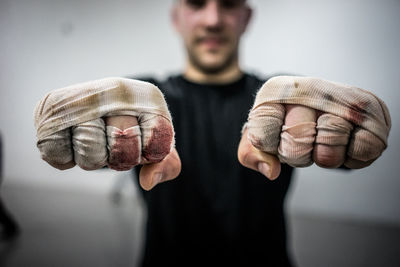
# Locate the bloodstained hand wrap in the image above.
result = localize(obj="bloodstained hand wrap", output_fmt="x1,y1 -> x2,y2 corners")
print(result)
34,77 -> 174,170
245,76 -> 391,168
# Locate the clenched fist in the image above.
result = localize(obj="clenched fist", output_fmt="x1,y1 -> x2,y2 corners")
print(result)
34,77 -> 181,190
35,76 -> 391,187
238,76 -> 391,179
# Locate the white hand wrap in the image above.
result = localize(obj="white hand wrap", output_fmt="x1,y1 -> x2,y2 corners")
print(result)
246,76 -> 391,168
34,77 -> 174,170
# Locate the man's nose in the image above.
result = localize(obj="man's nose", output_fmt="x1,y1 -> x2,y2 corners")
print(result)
201,0 -> 223,28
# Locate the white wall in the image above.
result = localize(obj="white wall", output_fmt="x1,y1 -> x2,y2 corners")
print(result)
1,0 -> 399,225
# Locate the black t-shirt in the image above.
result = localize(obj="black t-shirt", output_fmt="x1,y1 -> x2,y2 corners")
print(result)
134,73 -> 294,266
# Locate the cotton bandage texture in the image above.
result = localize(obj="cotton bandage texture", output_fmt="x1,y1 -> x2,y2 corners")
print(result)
246,76 -> 391,168
34,77 -> 174,170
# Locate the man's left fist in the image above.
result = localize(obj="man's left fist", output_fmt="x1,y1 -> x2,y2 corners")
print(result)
239,76 -> 391,177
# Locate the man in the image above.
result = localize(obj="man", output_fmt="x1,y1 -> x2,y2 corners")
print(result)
33,0 -> 390,266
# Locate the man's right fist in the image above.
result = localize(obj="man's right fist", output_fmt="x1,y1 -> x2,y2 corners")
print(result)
34,77 -> 181,190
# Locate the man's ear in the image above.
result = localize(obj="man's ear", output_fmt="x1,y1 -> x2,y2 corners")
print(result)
241,5 -> 253,34
170,4 -> 181,34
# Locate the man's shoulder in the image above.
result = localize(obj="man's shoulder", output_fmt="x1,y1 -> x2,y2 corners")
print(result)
129,76 -> 161,87
243,72 -> 265,88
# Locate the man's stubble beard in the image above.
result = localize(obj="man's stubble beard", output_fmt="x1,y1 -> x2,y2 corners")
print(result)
187,46 -> 239,75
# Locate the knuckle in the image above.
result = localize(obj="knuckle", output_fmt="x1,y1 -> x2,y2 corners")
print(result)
247,104 -> 284,154
247,128 -> 279,154
284,104 -> 316,125
107,125 -> 141,170
37,129 -> 74,169
141,116 -> 174,163
72,119 -> 108,170
348,128 -> 385,161
108,141 -> 141,170
278,123 -> 316,167
313,145 -> 345,168
316,113 -> 352,146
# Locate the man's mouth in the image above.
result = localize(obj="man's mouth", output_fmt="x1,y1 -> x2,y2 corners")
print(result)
196,36 -> 228,50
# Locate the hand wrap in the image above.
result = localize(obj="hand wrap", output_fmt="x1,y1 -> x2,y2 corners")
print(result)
34,77 -> 174,170
246,76 -> 391,168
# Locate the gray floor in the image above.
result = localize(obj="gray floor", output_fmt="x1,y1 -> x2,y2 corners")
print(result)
288,214 -> 400,267
1,182 -> 399,267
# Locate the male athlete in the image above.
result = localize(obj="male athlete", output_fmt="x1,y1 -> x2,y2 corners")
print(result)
34,0 -> 391,266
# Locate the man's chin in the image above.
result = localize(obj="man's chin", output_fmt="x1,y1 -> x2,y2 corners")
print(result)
196,62 -> 228,74
191,56 -> 235,75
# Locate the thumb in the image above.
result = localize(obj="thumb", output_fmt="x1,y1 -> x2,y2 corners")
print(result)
139,148 -> 181,191
238,129 -> 281,180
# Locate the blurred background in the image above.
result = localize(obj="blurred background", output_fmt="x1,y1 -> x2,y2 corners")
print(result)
0,0 -> 399,266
